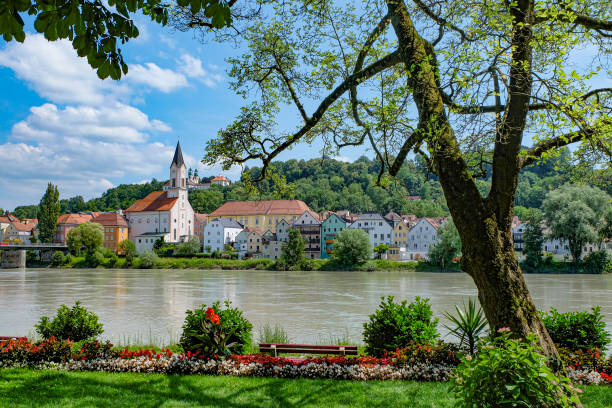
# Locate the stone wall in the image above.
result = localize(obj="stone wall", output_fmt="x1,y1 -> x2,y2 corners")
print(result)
0,250 -> 26,269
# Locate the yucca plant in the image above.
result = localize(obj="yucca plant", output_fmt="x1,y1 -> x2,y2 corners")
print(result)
443,298 -> 488,354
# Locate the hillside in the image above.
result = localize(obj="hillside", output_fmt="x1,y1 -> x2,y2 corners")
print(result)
10,149 -> 607,220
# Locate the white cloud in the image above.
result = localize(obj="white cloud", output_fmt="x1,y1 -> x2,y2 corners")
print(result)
0,34 -> 129,105
333,156 -> 354,163
128,62 -> 188,93
12,103 -> 170,144
178,54 -> 223,88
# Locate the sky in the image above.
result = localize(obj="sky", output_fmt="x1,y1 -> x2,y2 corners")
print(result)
0,16 -> 361,211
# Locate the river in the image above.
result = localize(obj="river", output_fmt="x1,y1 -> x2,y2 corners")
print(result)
1,269 -> 610,346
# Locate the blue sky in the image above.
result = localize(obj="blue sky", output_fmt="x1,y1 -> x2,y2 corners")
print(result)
0,18 -> 361,211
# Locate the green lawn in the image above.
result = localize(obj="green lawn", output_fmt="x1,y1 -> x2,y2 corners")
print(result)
0,369 -> 610,408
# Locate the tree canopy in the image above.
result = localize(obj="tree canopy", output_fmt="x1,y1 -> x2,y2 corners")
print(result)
542,184 -> 611,263
0,0 -> 234,79
37,182 -> 60,243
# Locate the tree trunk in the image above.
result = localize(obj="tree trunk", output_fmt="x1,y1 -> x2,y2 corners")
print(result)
458,210 -> 559,359
386,0 -> 560,360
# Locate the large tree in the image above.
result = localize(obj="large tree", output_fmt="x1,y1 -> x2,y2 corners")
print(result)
37,183 -> 60,243
189,0 -> 611,362
4,0 -> 612,363
542,184 -> 611,263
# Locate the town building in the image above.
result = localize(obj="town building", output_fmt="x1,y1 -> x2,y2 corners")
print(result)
0,213 -> 19,240
194,213 -> 208,243
211,176 -> 231,187
293,210 -> 322,259
320,213 -> 351,259
92,212 -> 128,253
247,229 -> 264,255
54,213 -> 95,244
275,219 -> 292,243
384,211 -> 403,228
203,218 -> 243,252
347,212 -> 393,256
125,141 -> 195,251
2,220 -> 35,244
208,200 -> 314,232
405,217 -> 444,260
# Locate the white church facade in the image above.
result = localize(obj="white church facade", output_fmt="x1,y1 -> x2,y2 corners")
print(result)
125,142 -> 195,252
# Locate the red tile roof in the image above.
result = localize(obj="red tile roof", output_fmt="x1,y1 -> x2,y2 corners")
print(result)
0,214 -> 18,223
194,213 -> 208,222
57,213 -> 94,225
92,213 -> 128,227
209,200 -> 313,217
124,191 -> 178,212
212,176 -> 230,182
10,221 -> 35,232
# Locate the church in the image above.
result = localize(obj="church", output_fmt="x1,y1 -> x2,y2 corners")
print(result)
124,142 -> 195,252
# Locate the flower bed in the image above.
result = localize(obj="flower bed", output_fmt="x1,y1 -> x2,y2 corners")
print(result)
1,338 -> 610,385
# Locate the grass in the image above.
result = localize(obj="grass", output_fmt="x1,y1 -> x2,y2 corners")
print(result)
258,323 -> 291,344
0,368 -> 610,408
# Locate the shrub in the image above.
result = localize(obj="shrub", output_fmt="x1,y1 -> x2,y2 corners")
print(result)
51,251 -> 65,267
393,341 -> 462,367
176,236 -> 202,256
541,306 -> 610,351
557,347 -> 605,372
180,301 -> 252,358
86,248 -> 105,267
138,250 -> 159,269
443,298 -> 488,354
451,330 -> 579,408
108,253 -> 118,267
581,250 -> 611,274
363,296 -> 439,357
72,339 -> 118,360
35,301 -> 103,341
0,337 -> 72,365
119,239 -> 136,266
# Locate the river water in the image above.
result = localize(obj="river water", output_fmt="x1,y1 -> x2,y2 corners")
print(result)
1,269 -> 610,346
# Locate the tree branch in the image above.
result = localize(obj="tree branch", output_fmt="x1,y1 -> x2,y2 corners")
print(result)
520,123 -> 610,168
411,0 -> 472,42
250,50 -> 402,181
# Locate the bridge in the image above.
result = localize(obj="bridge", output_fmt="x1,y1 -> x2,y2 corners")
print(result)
0,244 -> 69,269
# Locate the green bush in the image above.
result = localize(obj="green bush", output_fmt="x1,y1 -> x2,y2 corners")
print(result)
541,306 -> 610,351
581,250 -> 611,274
86,248 -> 105,267
363,296 -> 439,357
119,239 -> 136,266
35,301 -> 103,341
51,251 -> 65,267
180,301 -> 253,358
139,250 -> 159,269
176,236 -> 202,256
332,228 -> 371,266
107,253 -> 118,267
451,330 -> 579,408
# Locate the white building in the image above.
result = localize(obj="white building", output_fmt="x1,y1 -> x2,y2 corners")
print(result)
406,218 -> 444,260
276,219 -> 291,243
125,141 -> 195,250
203,218 -> 243,252
234,229 -> 251,258
347,212 -> 393,257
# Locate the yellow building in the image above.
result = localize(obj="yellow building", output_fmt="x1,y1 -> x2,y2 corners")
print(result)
93,213 -> 129,253
392,220 -> 411,247
207,200 -> 314,233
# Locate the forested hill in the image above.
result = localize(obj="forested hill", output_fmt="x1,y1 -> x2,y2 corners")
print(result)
10,149 -> 605,220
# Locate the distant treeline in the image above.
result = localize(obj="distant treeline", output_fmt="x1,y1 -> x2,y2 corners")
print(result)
10,149 -> 609,220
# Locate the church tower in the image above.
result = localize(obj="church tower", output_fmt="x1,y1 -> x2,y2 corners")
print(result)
168,141 -> 186,198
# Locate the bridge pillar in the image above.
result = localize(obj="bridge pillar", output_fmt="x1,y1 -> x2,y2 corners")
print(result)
0,250 -> 26,269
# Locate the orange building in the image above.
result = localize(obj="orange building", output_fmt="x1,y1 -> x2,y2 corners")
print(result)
92,212 -> 129,253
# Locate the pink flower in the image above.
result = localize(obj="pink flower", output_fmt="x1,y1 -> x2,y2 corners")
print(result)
497,327 -> 511,333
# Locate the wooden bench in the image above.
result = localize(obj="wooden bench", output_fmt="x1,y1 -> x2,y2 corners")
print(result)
259,343 -> 358,357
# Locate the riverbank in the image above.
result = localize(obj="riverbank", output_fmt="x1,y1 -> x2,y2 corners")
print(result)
28,255 -> 608,273
1,368 -> 611,408
29,255 -> 462,272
